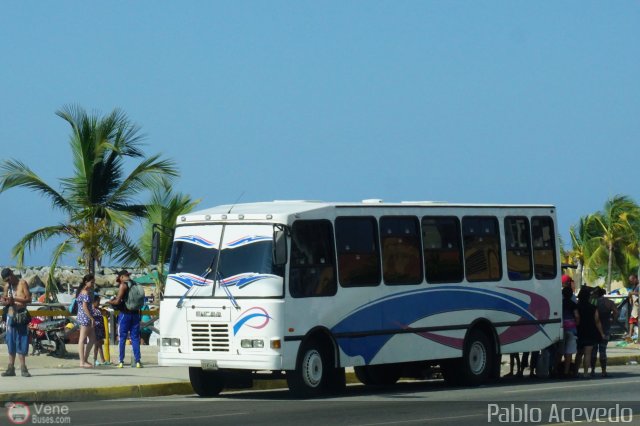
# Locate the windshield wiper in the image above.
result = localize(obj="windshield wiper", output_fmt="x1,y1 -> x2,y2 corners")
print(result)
209,224 -> 240,310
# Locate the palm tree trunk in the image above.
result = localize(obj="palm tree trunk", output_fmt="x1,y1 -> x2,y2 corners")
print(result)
85,253 -> 94,275
576,260 -> 583,288
607,243 -> 614,293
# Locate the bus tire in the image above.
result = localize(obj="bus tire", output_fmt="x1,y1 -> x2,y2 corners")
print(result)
354,365 -> 401,386
462,329 -> 492,386
189,367 -> 225,397
287,339 -> 330,398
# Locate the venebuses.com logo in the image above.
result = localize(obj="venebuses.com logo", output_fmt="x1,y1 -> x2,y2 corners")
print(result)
5,402 -> 30,424
5,401 -> 71,424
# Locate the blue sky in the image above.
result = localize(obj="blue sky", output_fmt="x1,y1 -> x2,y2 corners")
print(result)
1,1 -> 638,266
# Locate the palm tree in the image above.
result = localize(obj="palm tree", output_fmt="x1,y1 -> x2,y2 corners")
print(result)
586,195 -> 640,292
114,181 -> 199,297
0,105 -> 178,299
568,214 -> 601,287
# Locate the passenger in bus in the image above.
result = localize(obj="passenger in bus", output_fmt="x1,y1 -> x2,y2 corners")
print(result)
574,286 -> 604,378
590,287 -> 617,377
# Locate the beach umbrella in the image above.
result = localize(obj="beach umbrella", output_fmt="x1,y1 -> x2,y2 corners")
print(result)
134,270 -> 162,285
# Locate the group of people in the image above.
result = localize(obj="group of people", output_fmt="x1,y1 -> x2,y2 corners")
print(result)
506,274 -> 620,380
1,267 -> 143,377
67,269 -> 144,368
559,275 -> 616,378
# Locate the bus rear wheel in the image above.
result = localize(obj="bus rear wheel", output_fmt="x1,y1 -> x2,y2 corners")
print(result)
354,365 -> 401,386
189,367 -> 225,397
462,329 -> 493,386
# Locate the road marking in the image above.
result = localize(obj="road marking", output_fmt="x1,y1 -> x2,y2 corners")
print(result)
352,413 -> 484,426
503,378 -> 640,394
80,412 -> 248,425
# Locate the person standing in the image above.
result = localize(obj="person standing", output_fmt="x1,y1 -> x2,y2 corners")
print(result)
626,274 -> 639,341
590,287 -> 618,377
574,286 -> 604,378
560,286 -> 579,378
1,268 -> 31,377
108,270 -> 142,368
76,274 -> 97,368
92,296 -> 109,366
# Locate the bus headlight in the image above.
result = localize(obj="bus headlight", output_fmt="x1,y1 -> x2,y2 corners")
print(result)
162,338 -> 181,347
241,339 -> 264,348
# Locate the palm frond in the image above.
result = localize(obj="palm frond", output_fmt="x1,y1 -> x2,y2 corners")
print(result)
107,154 -> 179,205
46,240 -> 74,300
11,224 -> 69,267
0,160 -> 71,211
107,231 -> 147,268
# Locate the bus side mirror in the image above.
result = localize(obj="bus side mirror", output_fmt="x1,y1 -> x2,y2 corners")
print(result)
273,229 -> 288,266
151,230 -> 161,265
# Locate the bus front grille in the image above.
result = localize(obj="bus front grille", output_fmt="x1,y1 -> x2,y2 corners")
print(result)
190,323 -> 230,352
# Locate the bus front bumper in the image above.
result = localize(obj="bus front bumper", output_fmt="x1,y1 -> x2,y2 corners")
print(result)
158,351 -> 283,371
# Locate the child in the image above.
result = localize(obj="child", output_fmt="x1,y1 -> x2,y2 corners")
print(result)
92,296 -> 110,366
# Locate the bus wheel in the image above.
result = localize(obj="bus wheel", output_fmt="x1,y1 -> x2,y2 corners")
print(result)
462,330 -> 492,386
354,365 -> 401,386
287,339 -> 329,398
189,367 -> 225,397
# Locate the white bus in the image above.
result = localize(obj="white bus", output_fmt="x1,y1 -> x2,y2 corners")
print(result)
157,200 -> 562,397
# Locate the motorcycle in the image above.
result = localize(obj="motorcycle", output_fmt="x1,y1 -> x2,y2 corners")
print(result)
28,316 -> 67,357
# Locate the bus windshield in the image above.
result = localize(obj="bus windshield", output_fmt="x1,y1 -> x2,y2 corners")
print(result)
166,224 -> 284,299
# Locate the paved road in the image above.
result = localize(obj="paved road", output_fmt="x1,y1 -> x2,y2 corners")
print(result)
7,364 -> 640,426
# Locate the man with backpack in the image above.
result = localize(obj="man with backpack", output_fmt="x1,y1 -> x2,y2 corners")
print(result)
108,270 -> 145,368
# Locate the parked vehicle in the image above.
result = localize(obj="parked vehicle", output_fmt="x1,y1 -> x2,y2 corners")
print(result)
28,315 -> 67,357
157,200 -> 563,397
607,294 -> 630,340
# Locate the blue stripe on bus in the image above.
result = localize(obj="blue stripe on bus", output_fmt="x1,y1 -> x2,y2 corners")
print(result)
330,286 -> 551,364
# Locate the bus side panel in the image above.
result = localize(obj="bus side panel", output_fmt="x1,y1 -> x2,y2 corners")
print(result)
328,284 -> 560,366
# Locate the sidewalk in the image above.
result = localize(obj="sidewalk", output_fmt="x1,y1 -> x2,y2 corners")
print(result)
0,344 -> 196,402
0,341 -> 639,402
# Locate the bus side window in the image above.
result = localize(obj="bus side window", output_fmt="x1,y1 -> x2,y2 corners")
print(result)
462,216 -> 502,282
531,216 -> 557,280
380,216 -> 423,285
289,220 -> 337,298
504,216 -> 533,281
336,216 -> 381,287
422,216 -> 464,284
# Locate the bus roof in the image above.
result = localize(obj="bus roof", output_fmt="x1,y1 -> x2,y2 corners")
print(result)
181,200 -> 556,222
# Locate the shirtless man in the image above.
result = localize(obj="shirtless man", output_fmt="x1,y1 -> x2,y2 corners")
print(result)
1,268 -> 31,377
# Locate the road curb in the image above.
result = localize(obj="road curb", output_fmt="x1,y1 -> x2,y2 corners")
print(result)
0,373 -> 361,402
0,382 -> 195,402
605,354 -> 640,366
